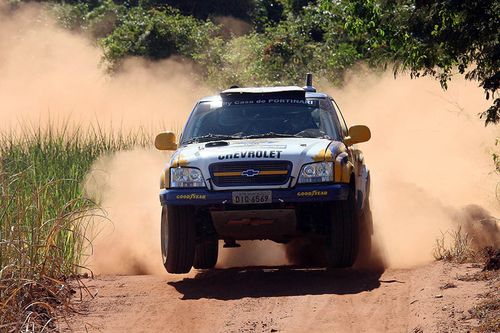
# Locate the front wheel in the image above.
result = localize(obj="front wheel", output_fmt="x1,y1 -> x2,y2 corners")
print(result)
161,206 -> 196,274
327,187 -> 360,268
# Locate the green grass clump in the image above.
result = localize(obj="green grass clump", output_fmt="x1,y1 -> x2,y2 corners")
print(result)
0,124 -> 150,332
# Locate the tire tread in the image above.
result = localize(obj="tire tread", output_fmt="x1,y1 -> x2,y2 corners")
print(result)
161,206 -> 196,274
328,188 -> 359,268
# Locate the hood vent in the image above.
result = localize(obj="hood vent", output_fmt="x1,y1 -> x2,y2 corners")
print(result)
205,141 -> 229,148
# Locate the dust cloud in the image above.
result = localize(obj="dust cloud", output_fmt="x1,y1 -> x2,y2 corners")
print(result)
83,149 -> 169,275
0,1 -> 206,133
454,205 -> 500,252
329,72 -> 500,268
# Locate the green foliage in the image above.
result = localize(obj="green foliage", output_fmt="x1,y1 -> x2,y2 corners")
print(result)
97,6 -> 220,66
49,2 -> 220,67
290,0 -> 499,125
280,0 -> 316,14
252,0 -> 285,29
51,0 -> 126,38
51,1 -> 91,31
140,0 -> 254,20
402,0 -> 500,125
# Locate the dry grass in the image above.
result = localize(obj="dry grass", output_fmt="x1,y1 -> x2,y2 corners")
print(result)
0,172 -> 95,331
433,226 -> 476,263
0,125 -> 151,332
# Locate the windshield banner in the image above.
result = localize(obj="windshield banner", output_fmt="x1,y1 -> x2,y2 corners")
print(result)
222,99 -> 319,107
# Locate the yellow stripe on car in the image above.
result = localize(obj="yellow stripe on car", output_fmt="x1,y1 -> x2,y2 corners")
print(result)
260,170 -> 288,175
160,165 -> 170,189
334,161 -> 342,182
171,154 -> 189,168
213,170 -> 288,177
213,171 -> 242,176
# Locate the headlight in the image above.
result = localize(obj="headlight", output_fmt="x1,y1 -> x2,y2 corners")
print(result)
170,167 -> 206,188
298,162 -> 334,183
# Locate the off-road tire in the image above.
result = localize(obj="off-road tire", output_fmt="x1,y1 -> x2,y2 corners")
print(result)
327,186 -> 360,268
193,239 -> 219,269
161,206 -> 196,274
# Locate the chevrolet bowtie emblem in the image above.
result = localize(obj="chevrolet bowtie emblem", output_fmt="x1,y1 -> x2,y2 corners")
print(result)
241,169 -> 260,177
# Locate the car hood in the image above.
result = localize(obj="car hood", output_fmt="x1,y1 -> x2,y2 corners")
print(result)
168,137 -> 345,189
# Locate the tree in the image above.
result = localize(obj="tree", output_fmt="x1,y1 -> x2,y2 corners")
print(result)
406,0 -> 499,125
311,0 -> 499,125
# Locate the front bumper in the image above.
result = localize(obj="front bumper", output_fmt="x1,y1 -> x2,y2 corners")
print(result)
160,184 -> 350,206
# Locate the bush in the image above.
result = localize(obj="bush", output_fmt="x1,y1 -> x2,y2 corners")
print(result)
99,6 -> 220,67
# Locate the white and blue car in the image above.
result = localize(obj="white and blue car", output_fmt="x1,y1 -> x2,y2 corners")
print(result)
155,75 -> 372,273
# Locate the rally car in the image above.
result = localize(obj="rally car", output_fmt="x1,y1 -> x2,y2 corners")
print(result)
156,74 -> 372,274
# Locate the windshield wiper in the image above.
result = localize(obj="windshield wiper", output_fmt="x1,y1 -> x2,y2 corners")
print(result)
243,132 -> 301,139
184,134 -> 243,144
244,131 -> 332,139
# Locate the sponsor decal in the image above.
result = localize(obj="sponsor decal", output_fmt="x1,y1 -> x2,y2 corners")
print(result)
222,99 -> 318,106
218,150 -> 282,160
176,194 -> 207,200
297,190 -> 328,197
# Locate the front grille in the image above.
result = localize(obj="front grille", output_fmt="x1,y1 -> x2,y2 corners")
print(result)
210,161 -> 292,187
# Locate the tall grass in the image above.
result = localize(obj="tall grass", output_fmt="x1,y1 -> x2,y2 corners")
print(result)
0,124 -> 150,332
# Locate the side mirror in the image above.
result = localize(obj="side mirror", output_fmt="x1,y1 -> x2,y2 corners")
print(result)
344,125 -> 371,146
155,132 -> 177,151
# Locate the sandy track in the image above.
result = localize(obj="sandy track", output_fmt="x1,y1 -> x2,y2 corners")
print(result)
66,262 -> 490,333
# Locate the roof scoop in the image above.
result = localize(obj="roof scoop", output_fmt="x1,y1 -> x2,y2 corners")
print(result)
303,73 -> 316,92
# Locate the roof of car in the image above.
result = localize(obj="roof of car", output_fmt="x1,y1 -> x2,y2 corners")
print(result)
222,86 -> 304,94
198,86 -> 330,103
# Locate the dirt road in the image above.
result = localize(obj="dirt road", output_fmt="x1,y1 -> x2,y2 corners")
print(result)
65,261 -> 492,333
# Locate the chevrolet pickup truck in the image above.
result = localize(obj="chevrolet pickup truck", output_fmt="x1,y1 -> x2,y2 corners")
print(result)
155,75 -> 372,273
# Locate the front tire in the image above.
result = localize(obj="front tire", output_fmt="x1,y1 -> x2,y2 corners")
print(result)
161,206 -> 196,274
327,186 -> 360,268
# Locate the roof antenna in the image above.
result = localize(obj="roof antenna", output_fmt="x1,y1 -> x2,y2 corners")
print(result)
303,73 -> 316,92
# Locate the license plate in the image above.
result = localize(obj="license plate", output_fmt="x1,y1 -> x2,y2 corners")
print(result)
232,191 -> 272,205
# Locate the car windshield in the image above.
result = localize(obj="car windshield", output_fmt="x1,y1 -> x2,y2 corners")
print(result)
181,99 -> 339,144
